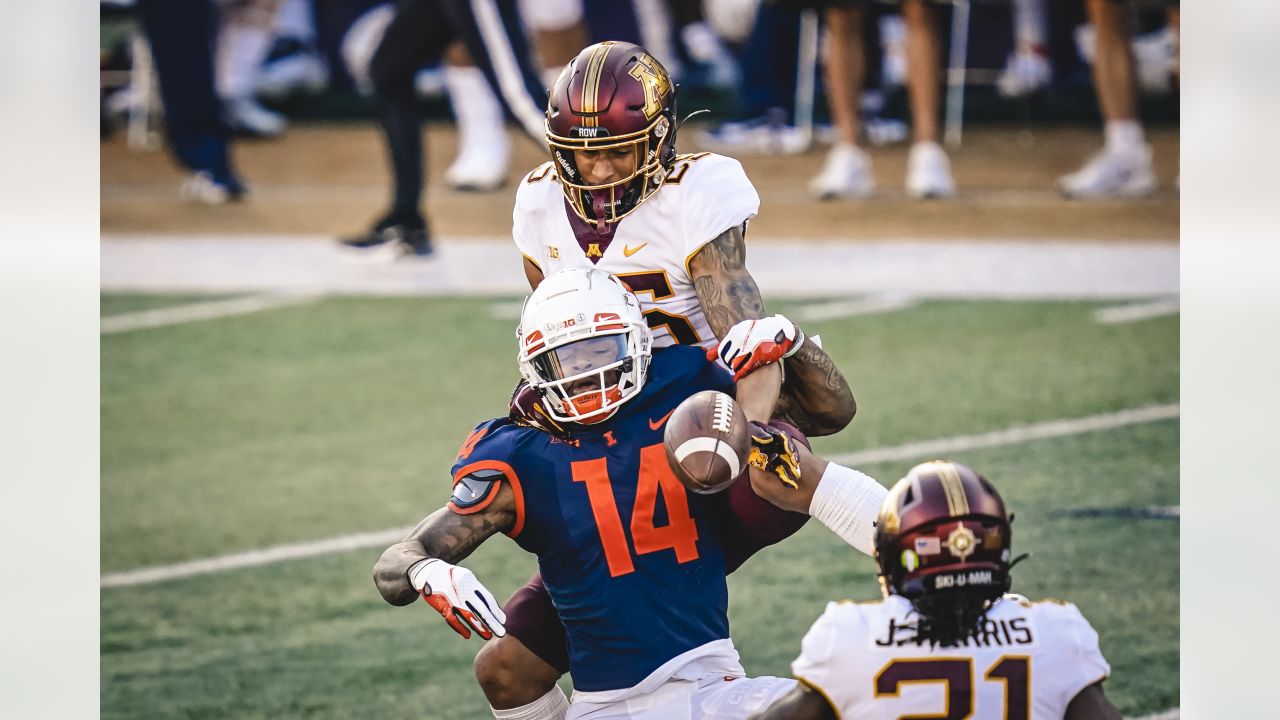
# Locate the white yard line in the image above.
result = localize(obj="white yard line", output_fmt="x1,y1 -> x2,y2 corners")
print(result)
101,292 -> 322,334
830,403 -> 1178,467
100,527 -> 410,588
796,295 -> 920,322
101,403 -> 1179,589
1094,298 -> 1180,325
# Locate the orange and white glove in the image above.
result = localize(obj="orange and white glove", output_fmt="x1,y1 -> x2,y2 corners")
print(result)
408,558 -> 507,640
708,315 -> 805,381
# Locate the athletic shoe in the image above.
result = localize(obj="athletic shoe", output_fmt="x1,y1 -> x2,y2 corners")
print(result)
445,134 -> 510,192
997,46 -> 1052,98
1058,145 -> 1156,199
810,143 -> 876,200
224,97 -> 286,138
180,170 -> 246,205
905,142 -> 955,199
339,216 -> 434,259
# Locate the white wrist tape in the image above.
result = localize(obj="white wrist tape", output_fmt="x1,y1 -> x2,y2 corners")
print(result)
407,558 -> 438,593
809,463 -> 888,557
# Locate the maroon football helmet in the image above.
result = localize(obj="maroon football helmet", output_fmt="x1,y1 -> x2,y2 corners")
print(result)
545,41 -> 678,231
874,461 -> 1014,606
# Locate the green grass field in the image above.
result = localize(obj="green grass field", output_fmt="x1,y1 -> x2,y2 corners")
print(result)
101,294 -> 1178,718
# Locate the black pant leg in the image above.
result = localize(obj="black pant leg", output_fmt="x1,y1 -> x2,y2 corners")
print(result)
135,0 -> 233,177
367,0 -> 459,222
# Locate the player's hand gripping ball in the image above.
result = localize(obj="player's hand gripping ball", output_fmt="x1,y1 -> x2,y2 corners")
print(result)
664,391 -> 751,494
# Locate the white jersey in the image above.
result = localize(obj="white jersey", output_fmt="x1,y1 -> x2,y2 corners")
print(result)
512,152 -> 760,348
792,594 -> 1110,720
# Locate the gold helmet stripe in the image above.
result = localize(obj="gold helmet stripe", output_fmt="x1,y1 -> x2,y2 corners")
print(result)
933,462 -> 971,517
580,42 -> 615,129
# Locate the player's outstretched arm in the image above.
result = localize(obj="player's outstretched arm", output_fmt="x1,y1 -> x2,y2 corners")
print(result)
747,427 -> 886,557
690,226 -> 856,437
373,499 -> 513,605
373,484 -> 516,640
1065,682 -> 1124,720
747,682 -> 836,720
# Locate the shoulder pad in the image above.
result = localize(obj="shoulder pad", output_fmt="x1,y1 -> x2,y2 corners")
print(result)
450,467 -> 505,512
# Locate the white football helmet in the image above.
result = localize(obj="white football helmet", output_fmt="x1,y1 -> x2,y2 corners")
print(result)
517,268 -> 653,425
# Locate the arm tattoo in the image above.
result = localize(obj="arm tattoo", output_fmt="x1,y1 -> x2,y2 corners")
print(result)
410,506 -> 512,564
691,226 -> 766,336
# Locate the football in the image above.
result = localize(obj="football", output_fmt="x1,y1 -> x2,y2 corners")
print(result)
663,390 -> 751,494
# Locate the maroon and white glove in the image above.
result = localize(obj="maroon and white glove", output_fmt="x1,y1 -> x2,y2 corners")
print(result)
408,558 -> 507,640
508,379 -> 569,438
707,315 -> 806,381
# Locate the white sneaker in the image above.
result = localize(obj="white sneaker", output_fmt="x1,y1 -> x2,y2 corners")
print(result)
224,97 -> 286,138
905,142 -> 955,199
997,47 -> 1052,98
810,143 -> 876,200
445,134 -> 510,192
1058,145 -> 1156,199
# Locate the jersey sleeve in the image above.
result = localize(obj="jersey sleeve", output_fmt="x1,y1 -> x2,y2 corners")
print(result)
448,419 -> 527,538
512,163 -> 555,270
791,602 -> 861,715
679,154 -> 760,260
1037,601 -> 1112,707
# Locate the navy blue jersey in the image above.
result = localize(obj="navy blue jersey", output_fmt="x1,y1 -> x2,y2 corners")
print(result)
450,346 -> 735,691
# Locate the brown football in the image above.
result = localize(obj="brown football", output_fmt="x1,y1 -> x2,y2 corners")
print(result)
663,390 -> 751,494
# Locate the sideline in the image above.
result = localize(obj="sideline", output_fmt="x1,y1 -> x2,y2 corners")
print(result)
102,403 -> 1179,589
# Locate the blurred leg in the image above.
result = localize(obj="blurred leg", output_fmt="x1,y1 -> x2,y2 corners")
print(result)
810,4 -> 876,200
1058,0 -> 1155,198
136,0 -> 245,201
444,41 -> 512,191
901,0 -> 940,144
1088,0 -> 1137,124
218,0 -> 289,137
901,0 -> 953,198
823,4 -> 866,147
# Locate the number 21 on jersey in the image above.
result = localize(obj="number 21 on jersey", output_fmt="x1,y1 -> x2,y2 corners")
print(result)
572,443 -> 699,577
875,656 -> 1030,720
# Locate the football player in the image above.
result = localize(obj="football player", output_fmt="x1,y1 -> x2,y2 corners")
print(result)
490,40 -> 866,718
512,40 -> 856,438
374,268 -> 887,719
750,461 -> 1122,720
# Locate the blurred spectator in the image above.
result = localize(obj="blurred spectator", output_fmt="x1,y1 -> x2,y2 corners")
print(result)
135,0 -> 247,203
338,0 -> 546,259
218,0 -> 290,137
812,0 -> 954,200
1059,0 -> 1178,198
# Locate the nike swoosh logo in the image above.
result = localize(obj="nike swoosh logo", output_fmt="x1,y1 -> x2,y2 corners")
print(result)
623,243 -> 647,257
649,408 -> 677,431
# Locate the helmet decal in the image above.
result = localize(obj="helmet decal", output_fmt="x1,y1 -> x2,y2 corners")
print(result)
627,52 -> 672,120
578,42 -> 616,130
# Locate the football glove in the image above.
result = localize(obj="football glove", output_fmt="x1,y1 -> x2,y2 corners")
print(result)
409,558 -> 507,640
747,422 -> 803,489
508,379 -> 570,439
708,315 -> 806,381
